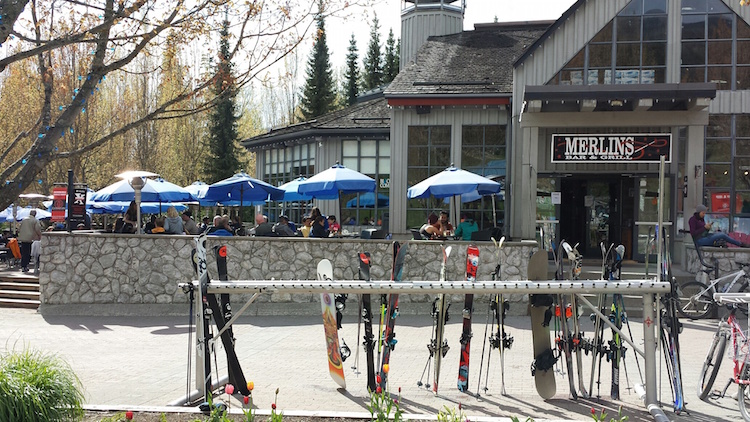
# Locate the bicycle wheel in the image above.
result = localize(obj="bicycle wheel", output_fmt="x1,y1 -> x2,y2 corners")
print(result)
738,365 -> 750,421
698,328 -> 727,400
677,281 -> 714,319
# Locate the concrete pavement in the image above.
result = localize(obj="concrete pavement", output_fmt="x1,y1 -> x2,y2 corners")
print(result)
0,301 -> 745,422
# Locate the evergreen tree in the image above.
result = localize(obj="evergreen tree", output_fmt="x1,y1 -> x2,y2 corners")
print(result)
362,14 -> 383,91
383,29 -> 399,83
300,1 -> 337,120
203,18 -> 241,183
344,33 -> 360,106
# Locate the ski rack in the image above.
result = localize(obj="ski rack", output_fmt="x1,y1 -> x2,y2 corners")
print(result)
177,277 -> 669,415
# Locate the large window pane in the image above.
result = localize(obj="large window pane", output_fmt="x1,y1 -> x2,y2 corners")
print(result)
738,41 -> 750,65
591,22 -> 613,43
708,115 -> 732,137
431,127 -> 451,146
463,126 -> 483,147
343,140 -> 358,156
408,127 -> 428,146
738,116 -> 750,137
360,157 -> 376,174
707,0 -> 731,13
616,43 -> 640,66
643,16 -> 668,41
361,140 -> 377,156
643,43 -> 666,66
683,14 -> 706,39
708,14 -> 733,39
708,41 -> 732,64
707,66 -> 732,89
681,66 -> 705,82
737,139 -> 750,156
408,147 -> 428,167
616,16 -> 642,42
735,158 -> 750,190
737,66 -> 750,90
682,42 -> 706,65
645,0 -> 667,14
683,0 -> 707,14
705,164 -> 731,187
706,139 -> 731,161
739,17 -> 750,39
589,44 -> 612,67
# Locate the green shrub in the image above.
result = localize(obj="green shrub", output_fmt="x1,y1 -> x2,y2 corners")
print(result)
0,348 -> 85,421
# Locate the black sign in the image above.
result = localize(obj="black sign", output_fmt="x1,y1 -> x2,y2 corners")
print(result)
551,134 -> 671,163
69,185 -> 88,227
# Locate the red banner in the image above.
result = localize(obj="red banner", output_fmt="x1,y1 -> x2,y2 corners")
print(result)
51,186 -> 67,222
710,192 -> 742,214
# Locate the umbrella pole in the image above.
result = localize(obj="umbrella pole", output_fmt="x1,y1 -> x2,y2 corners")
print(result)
492,195 -> 497,230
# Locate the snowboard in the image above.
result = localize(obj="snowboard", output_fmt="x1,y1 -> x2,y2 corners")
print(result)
432,245 -> 452,394
529,248 -> 557,399
379,241 -> 409,389
457,245 -> 480,392
319,259 -> 346,388
358,252 -> 376,392
191,235 -> 213,397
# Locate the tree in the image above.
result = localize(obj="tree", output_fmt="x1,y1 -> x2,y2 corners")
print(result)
344,33 -> 360,105
203,18 -> 241,183
0,0 -> 373,209
362,13 -> 383,91
383,28 -> 399,84
299,0 -> 336,120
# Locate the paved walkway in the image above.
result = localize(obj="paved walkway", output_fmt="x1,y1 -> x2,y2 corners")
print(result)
0,301 -> 745,422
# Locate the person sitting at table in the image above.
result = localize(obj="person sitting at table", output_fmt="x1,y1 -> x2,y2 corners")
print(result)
150,217 -> 166,234
298,216 -> 313,238
420,213 -> 439,239
327,215 -> 341,237
206,215 -> 233,236
310,207 -> 329,231
310,216 -> 329,238
454,212 -> 479,241
273,215 -> 296,237
163,206 -> 184,235
432,210 -> 454,238
121,201 -> 138,233
250,213 -> 274,236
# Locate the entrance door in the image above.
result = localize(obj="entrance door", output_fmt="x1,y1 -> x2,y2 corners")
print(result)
633,176 -> 671,262
560,176 -> 626,257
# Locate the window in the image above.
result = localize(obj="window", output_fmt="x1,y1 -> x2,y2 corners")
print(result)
548,0 -> 667,86
461,126 -> 506,231
341,139 -> 390,227
262,144 -> 315,223
407,126 -> 451,229
681,0 -> 750,91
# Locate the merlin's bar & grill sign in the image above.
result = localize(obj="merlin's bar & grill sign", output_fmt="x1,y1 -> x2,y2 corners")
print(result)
551,133 -> 671,163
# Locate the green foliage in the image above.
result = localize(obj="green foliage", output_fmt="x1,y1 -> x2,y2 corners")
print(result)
436,405 -> 465,422
590,406 -> 629,422
0,348 -> 85,422
269,388 -> 283,422
383,29 -> 399,84
367,387 -> 404,422
363,14 -> 383,91
510,417 -> 534,422
344,33 -> 361,106
203,18 -> 242,184
300,0 -> 337,120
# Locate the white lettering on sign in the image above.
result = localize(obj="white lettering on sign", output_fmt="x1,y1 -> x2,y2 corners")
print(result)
564,136 -> 635,161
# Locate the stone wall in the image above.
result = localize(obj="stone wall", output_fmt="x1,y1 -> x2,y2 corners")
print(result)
39,232 -> 537,315
684,243 -> 750,276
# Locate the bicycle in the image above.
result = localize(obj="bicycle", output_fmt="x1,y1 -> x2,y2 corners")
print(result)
676,254 -> 750,319
697,294 -> 750,421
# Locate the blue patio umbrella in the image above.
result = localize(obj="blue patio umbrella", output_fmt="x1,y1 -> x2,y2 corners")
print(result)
297,163 -> 376,199
346,192 -> 389,208
0,206 -> 52,222
183,181 -> 217,207
408,165 -> 501,228
90,177 -> 197,203
90,202 -> 187,214
278,177 -> 313,202
203,172 -> 285,214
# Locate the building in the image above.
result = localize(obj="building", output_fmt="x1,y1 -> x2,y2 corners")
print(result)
243,0 -> 750,261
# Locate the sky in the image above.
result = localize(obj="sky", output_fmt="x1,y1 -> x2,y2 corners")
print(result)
322,0 -> 579,70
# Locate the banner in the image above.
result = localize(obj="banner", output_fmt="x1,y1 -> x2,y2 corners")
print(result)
69,185 -> 88,228
51,186 -> 67,222
551,134 -> 671,163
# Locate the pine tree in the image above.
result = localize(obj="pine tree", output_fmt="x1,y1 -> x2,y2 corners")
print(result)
362,14 -> 383,91
203,18 -> 241,183
383,29 -> 399,83
300,1 -> 336,120
344,33 -> 360,106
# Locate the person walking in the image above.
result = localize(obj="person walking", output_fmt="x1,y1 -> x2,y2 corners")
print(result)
18,210 -> 42,272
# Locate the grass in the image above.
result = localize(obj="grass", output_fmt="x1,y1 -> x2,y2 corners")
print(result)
0,347 -> 85,421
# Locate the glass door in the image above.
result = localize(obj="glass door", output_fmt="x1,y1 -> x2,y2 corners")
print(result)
634,176 -> 671,262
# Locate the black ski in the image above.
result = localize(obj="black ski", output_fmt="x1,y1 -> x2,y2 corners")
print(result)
358,252 -> 376,392
553,240 -> 577,400
379,241 -> 409,389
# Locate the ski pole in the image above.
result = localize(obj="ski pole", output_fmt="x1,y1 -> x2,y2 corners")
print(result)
475,294 -> 493,396
353,296 -> 363,372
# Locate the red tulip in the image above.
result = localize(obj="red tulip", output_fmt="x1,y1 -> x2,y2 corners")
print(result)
125,411 -> 133,420
244,396 -> 250,405
376,375 -> 382,384
398,387 -> 401,393
376,386 -> 382,394
458,403 -> 462,410
272,403 -> 277,410
225,384 -> 235,395
591,407 -> 596,415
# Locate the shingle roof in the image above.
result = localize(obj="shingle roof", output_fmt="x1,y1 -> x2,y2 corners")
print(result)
385,23 -> 549,97
241,95 -> 390,149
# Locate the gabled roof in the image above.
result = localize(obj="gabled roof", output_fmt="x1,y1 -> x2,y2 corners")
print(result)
385,22 -> 550,99
513,0 -> 586,67
241,95 -> 390,150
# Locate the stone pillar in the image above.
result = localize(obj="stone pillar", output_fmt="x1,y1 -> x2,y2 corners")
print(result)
684,125 -> 705,230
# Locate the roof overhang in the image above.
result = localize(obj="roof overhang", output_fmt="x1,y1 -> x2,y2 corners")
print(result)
242,127 -> 390,151
387,95 -> 511,107
522,83 -> 716,113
